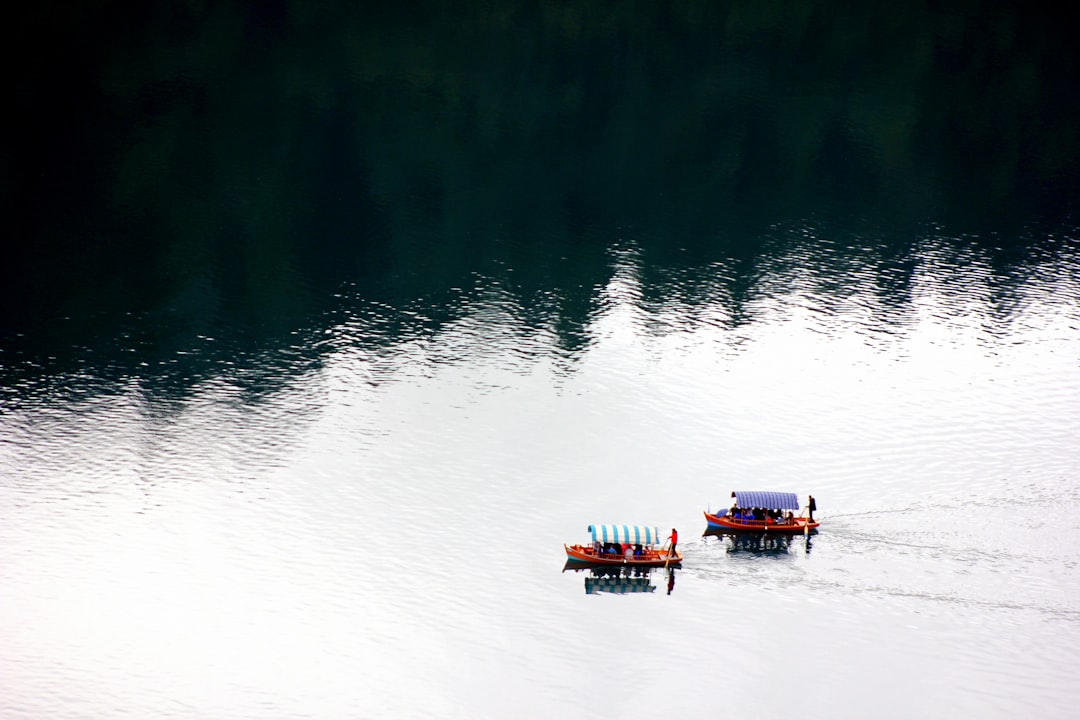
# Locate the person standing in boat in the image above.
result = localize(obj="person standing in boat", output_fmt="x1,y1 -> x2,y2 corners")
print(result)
666,528 -> 678,557
807,495 -> 817,522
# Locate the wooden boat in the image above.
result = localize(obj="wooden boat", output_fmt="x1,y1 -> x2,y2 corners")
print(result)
704,490 -> 820,534
564,524 -> 682,567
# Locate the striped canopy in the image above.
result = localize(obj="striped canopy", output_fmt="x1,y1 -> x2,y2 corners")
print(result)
588,525 -> 662,545
733,491 -> 801,510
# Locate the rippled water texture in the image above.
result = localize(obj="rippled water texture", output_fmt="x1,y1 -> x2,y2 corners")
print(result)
5,1 -> 1080,718
4,236 -> 1080,719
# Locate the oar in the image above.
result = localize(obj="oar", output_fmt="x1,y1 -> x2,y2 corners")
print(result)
665,535 -> 678,568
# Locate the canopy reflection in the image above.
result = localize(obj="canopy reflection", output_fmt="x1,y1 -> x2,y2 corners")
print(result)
703,529 -> 803,555
563,564 -> 677,596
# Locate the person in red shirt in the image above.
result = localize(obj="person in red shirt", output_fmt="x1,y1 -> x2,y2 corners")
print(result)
667,528 -> 678,557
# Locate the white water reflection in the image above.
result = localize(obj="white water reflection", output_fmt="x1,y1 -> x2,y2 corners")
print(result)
2,241 -> 1080,719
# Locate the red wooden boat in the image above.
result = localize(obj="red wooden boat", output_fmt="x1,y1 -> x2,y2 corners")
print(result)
564,524 -> 682,567
704,491 -> 820,535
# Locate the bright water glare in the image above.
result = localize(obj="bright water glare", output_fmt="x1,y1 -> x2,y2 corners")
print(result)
3,238 -> 1080,719
6,2 -> 1080,717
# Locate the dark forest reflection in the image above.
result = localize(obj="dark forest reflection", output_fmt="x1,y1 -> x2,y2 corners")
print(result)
5,1 -> 1079,390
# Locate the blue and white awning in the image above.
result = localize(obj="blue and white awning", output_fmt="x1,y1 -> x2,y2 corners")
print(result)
733,491 -> 801,510
588,525 -> 661,545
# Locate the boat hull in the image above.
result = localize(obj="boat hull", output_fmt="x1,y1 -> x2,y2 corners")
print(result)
564,544 -> 682,567
704,512 -> 819,534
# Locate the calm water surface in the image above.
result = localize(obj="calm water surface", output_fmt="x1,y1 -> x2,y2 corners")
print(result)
4,244 -> 1079,719
4,2 -> 1080,719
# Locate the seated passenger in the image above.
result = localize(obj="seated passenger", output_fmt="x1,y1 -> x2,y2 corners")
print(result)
634,544 -> 643,557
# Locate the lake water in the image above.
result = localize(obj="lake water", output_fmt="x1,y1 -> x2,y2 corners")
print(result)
4,2 -> 1080,719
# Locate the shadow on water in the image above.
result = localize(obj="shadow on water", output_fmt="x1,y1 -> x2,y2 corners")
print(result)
4,1 -> 1080,397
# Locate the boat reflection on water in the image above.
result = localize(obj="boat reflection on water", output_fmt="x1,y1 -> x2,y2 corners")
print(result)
563,563 -> 677,595
703,529 -> 810,554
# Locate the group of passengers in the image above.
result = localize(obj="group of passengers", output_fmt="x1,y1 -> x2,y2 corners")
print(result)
729,505 -> 795,524
594,542 -> 646,559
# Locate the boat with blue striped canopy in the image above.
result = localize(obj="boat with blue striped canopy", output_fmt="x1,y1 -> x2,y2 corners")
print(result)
704,490 -> 819,534
564,524 -> 682,567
